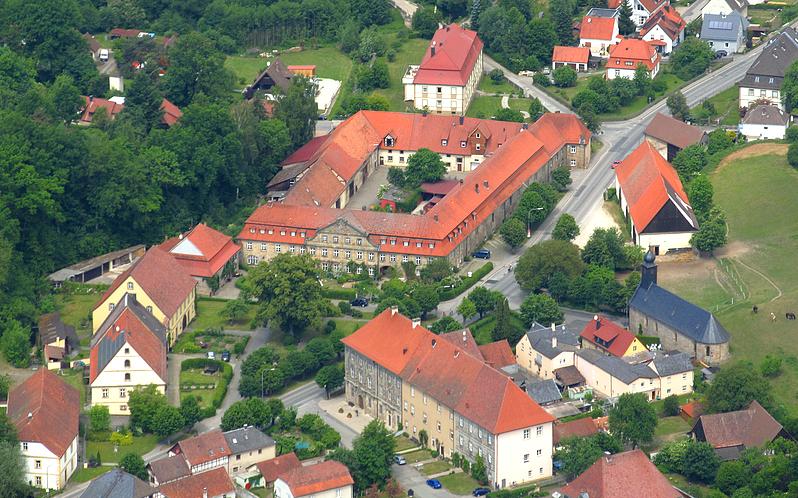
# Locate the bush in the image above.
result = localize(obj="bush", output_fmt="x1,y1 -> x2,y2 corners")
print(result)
233,338 -> 248,355
789,142 -> 798,168
786,126 -> 798,143
438,263 -> 494,300
338,301 -> 352,315
109,430 -> 133,446
662,395 -> 681,416
760,355 -> 782,377
324,320 -> 337,334
321,287 -> 357,300
533,73 -> 551,87
489,68 -> 504,83
553,66 -> 577,88
351,309 -> 363,318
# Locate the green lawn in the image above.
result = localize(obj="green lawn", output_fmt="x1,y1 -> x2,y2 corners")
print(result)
508,98 -> 533,113
225,47 -> 354,88
666,147 -> 798,411
395,435 -> 420,452
86,434 -> 159,464
691,85 -> 740,126
70,466 -> 111,483
173,330 -> 249,354
180,368 -> 226,409
190,298 -> 257,331
421,461 -> 452,475
654,416 -> 691,438
372,38 -> 430,112
438,472 -> 480,495
55,290 -> 101,345
466,96 -> 503,118
60,369 -> 87,407
402,449 -> 433,464
470,312 -> 526,345
478,76 -> 520,95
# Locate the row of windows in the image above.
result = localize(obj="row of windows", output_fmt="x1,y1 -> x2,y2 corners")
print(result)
746,88 -> 779,98
101,387 -> 127,398
248,227 -> 306,237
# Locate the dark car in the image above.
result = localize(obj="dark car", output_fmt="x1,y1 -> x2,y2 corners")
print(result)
714,50 -> 728,59
611,160 -> 621,169
221,350 -> 231,362
473,488 -> 490,497
351,297 -> 369,307
473,249 -> 492,260
426,480 -> 442,490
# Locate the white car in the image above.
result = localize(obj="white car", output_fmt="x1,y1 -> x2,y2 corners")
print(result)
99,49 -> 109,62
207,351 -> 215,360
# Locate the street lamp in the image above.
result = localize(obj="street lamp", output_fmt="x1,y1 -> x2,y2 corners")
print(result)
261,367 -> 277,398
527,207 -> 545,238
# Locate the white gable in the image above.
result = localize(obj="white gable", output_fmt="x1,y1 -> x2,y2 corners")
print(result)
170,237 -> 204,257
92,341 -> 166,387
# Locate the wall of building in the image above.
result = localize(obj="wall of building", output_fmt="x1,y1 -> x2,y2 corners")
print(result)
644,136 -> 669,159
740,122 -> 787,140
515,335 -> 575,379
454,414 -> 497,484
658,369 -> 694,398
637,231 -> 695,253
494,424 -> 553,488
580,37 -> 618,58
401,382 -> 456,458
91,342 -> 166,415
552,61 -> 588,72
702,0 -> 746,16
229,445 -> 276,475
739,87 -> 782,111
642,25 -> 680,54
629,307 -> 730,365
344,347 -> 403,428
607,62 -> 658,80
407,52 -> 483,116
275,480 -> 353,498
21,436 -> 78,490
707,38 -> 742,54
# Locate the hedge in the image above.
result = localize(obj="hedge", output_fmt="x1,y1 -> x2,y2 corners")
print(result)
321,287 -> 357,300
180,359 -> 233,418
439,263 -> 494,301
636,335 -> 660,347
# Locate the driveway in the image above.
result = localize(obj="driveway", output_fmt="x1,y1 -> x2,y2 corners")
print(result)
393,463 -> 461,498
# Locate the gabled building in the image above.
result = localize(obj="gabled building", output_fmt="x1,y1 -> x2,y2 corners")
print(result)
343,309 -> 555,488
701,0 -> 749,18
159,223 -> 241,295
79,97 -> 183,127
93,246 -> 196,346
90,293 -> 168,415
274,460 -> 354,498
248,453 -> 302,488
614,140 -> 698,253
558,449 -> 685,498
644,113 -> 707,162
701,12 -> 748,55
81,468 -> 156,498
224,426 -> 276,475
740,103 -> 789,140
607,38 -> 661,80
739,28 -> 798,111
553,417 -> 600,447
608,0 -> 669,27
579,316 -> 647,358
244,58 -> 295,99
640,4 -> 686,54
516,322 -> 580,380
552,46 -> 590,72
38,312 -> 79,368
155,467 -> 235,498
690,401 -> 788,460
8,369 -> 79,491
403,24 -> 483,116
578,15 -> 619,57
629,250 -> 730,365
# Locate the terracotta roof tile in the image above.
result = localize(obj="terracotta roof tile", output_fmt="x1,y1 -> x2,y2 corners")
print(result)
640,5 -> 686,40
580,16 -> 617,41
94,246 -> 196,318
553,46 -> 591,64
253,453 -> 302,483
157,467 -> 233,498
579,316 -> 637,357
608,38 -> 661,70
147,454 -> 191,484
440,329 -> 483,359
160,99 -> 182,127
560,449 -> 681,498
477,340 -> 516,368
413,24 -> 483,86
694,400 -> 783,450
160,223 -> 240,278
278,460 -> 353,497
281,135 -> 330,166
644,113 -> 706,150
615,140 -> 694,232
176,430 -> 232,467
7,369 -> 79,456
553,417 -> 599,445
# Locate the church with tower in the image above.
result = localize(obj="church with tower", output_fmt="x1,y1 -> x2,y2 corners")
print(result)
628,250 -> 730,366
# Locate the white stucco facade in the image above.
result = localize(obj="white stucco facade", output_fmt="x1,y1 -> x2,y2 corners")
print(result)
493,424 -> 553,489
580,36 -> 619,58
702,0 -> 747,17
642,24 -> 682,54
21,436 -> 78,490
91,342 -> 166,415
402,52 -> 483,116
739,86 -> 782,111
607,61 -> 660,80
739,122 -> 788,140
378,148 -> 485,173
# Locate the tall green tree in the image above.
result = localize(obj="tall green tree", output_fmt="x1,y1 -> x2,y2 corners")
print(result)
608,393 -> 657,448
49,74 -> 83,123
520,293 -> 563,328
89,405 -> 111,433
243,254 -> 323,337
670,37 -> 714,80
618,0 -> 636,35
491,297 -> 513,342
180,395 -> 202,428
500,218 -> 527,249
552,213 -> 579,241
682,441 -> 720,484
528,97 -> 546,122
119,453 -> 148,481
687,175 -> 714,221
691,207 -> 727,254
404,148 -> 446,187
468,287 -> 501,319
666,90 -> 691,122
0,321 -> 29,368
550,0 -> 575,45
412,7 -> 440,38
457,298 -> 477,323
350,0 -> 392,26
123,71 -> 163,133
350,420 -> 396,491
672,144 -> 708,181
275,77 -> 319,150
515,239 -> 584,291
0,441 -> 28,498
162,31 -> 233,106
706,362 -> 773,413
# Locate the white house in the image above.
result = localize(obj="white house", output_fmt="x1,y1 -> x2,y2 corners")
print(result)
7,369 -> 80,491
615,141 -> 698,254
738,28 -> 798,111
640,5 -> 686,55
403,24 -> 483,116
579,15 -> 619,57
610,0 -> 667,27
740,104 -> 790,140
701,12 -> 748,55
701,0 -> 749,18
607,39 -> 661,80
90,293 -> 168,415
274,461 -> 354,498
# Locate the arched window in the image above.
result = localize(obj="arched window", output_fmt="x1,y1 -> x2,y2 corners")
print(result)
124,359 -> 131,368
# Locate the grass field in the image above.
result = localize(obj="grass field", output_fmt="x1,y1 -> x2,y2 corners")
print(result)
478,76 -> 521,95
395,435 -> 420,452
654,416 -> 691,438
470,312 -> 526,345
180,368 -> 226,409
372,38 -> 430,112
173,330 -> 248,354
225,47 -> 354,88
438,472 -> 480,495
70,466 -> 111,483
661,145 -> 798,411
421,461 -> 452,475
55,290 -> 101,346
191,298 -> 257,331
691,86 -> 739,126
86,434 -> 159,464
402,449 -> 433,464
61,369 -> 88,407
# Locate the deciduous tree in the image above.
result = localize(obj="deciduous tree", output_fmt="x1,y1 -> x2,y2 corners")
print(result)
528,97 -> 546,122
89,405 -> 111,433
552,213 -> 579,241
275,77 -> 319,149
500,217 -> 527,249
609,393 -> 657,448
672,144 -> 708,181
553,65 -> 577,88
706,362 -> 773,413
315,364 -> 344,392
404,148 -> 446,187
350,420 -> 396,491
457,299 -> 477,323
670,37 -> 714,80
667,91 -> 691,122
162,31 -> 233,106
119,453 -> 148,481
515,240 -> 585,291
520,293 -> 563,328
468,287 -> 501,319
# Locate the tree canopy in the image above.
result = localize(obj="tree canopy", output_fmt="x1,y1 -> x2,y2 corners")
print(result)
608,393 -> 657,448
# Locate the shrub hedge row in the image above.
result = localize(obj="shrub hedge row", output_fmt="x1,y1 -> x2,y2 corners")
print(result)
439,263 -> 494,301
181,359 -> 233,418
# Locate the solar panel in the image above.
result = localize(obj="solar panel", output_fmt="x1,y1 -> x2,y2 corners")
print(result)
708,20 -> 733,30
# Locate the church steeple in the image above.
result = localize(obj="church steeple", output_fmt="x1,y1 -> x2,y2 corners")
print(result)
640,247 -> 657,288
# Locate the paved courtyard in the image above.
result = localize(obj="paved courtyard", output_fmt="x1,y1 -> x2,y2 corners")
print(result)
318,397 -> 373,434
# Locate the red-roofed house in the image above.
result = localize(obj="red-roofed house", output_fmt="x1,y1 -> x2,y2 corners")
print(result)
90,293 -> 168,415
92,247 -> 197,346
274,461 -> 353,498
342,309 -> 555,488
159,223 -> 241,295
607,38 -> 661,80
552,46 -> 590,72
614,141 -> 698,253
8,369 -> 79,490
156,467 -> 234,498
478,340 -> 517,369
608,0 -> 669,27
79,97 -> 182,127
579,16 -> 619,57
640,4 -> 686,54
579,316 -> 647,358
238,111 -> 590,272
248,453 -> 302,487
559,449 -> 684,498
553,417 -> 600,446
402,24 -> 483,115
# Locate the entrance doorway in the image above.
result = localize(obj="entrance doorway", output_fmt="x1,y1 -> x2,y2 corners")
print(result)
358,395 -> 364,409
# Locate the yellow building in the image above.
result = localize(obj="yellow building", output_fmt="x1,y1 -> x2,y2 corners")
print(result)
579,316 -> 647,358
92,246 -> 197,346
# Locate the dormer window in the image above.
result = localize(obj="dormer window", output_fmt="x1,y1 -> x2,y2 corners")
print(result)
475,143 -> 481,151
460,141 -> 467,148
441,139 -> 448,146
384,136 -> 395,147
475,132 -> 480,139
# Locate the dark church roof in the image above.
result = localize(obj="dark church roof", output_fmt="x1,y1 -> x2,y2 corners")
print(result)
629,281 -> 730,345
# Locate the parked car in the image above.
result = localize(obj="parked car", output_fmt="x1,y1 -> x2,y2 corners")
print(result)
611,160 -> 621,169
714,50 -> 728,59
207,351 -> 215,360
99,49 -> 109,62
473,488 -> 491,496
426,480 -> 442,489
221,350 -> 231,362
351,297 -> 369,307
394,455 -> 407,465
473,249 -> 492,260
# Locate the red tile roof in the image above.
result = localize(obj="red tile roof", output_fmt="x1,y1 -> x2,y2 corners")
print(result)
478,340 -> 516,368
680,400 -> 704,420
157,467 -> 233,498
609,0 -> 668,12
90,301 -> 168,383
343,310 -> 554,434
440,329 -> 483,359
553,417 -> 599,445
608,38 -> 661,71
580,316 -> 638,357
580,16 -> 617,41
175,430 -> 232,467
281,135 -> 330,166
160,99 -> 183,127
94,246 -> 196,317
254,453 -> 302,483
560,450 -> 681,498
553,46 -> 591,64
7,369 -> 79,457
413,24 -> 483,86
278,460 -> 353,497
110,28 -> 143,38
80,97 -> 181,126
615,140 -> 692,232
160,223 -> 241,278
641,5 -> 686,41
694,401 -> 783,450
644,113 -> 706,150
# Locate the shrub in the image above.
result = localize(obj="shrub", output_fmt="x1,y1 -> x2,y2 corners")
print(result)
438,263 -> 494,300
233,338 -> 248,355
338,301 -> 352,315
489,68 -> 504,83
533,73 -> 551,87
109,430 -> 133,446
351,309 -> 363,318
321,287 -> 357,300
662,395 -> 681,416
324,320 -> 337,334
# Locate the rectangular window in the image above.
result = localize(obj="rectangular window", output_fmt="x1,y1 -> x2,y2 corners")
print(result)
36,476 -> 42,487
390,255 -> 397,262
536,426 -> 543,436
333,236 -> 339,243
368,253 -> 375,261
345,237 -> 351,244
356,251 -> 363,260
523,429 -> 530,439
380,254 -> 386,262
569,145 -> 576,154
119,388 -> 126,398
475,143 -> 481,151
260,243 -> 267,251
321,248 -> 328,257
322,235 -> 328,242
570,159 -> 577,167
246,242 -> 253,250
35,460 -> 41,469
289,245 -> 295,253
523,454 -> 529,463
309,247 -> 316,255
22,442 -> 28,451
127,282 -> 134,290
415,256 -> 421,265
402,255 -> 409,263
333,249 -> 339,258
275,244 -> 281,253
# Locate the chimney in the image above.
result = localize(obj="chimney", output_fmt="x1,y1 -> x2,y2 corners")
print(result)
594,315 -> 600,329
431,338 -> 437,348
434,214 -> 439,222
27,412 -> 32,421
402,347 -> 408,354
391,305 -> 399,316
474,184 -> 479,193
522,123 -> 528,129
454,350 -> 460,358
203,488 -> 208,498
551,336 -> 557,349
587,17 -> 592,23
446,25 -> 450,31
178,233 -> 183,239
483,180 -> 489,189
431,45 -> 436,57
459,115 -> 464,125
462,330 -> 467,343
412,317 -> 421,328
